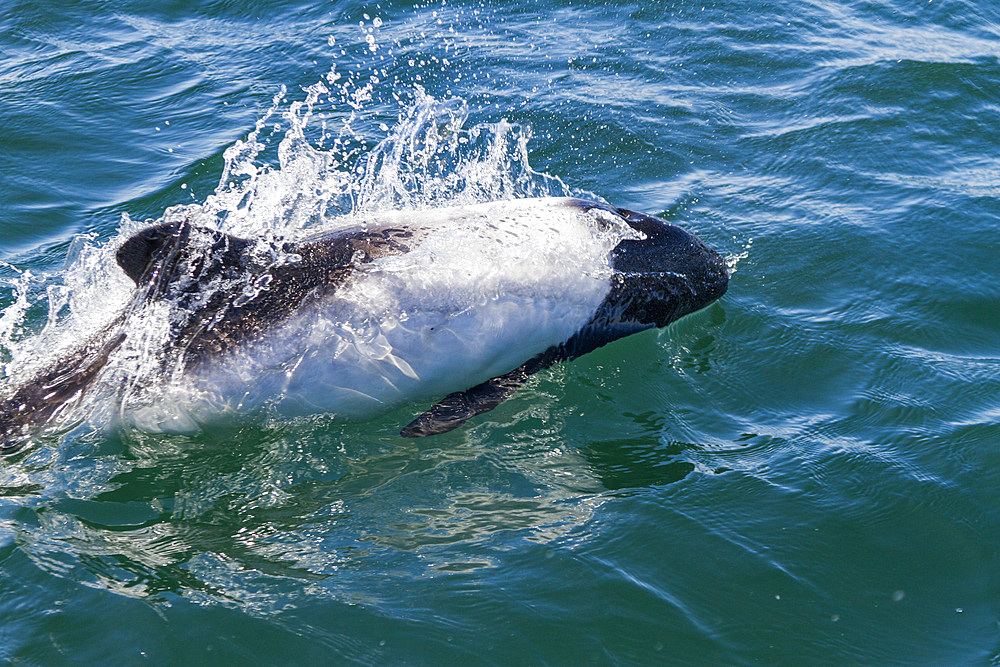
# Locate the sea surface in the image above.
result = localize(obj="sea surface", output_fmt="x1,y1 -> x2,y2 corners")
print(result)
2,0 -> 999,663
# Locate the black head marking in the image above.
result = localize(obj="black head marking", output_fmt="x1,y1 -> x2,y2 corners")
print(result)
609,209 -> 728,325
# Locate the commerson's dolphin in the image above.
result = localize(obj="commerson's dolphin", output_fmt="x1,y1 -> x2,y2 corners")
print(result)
0,197 -> 727,453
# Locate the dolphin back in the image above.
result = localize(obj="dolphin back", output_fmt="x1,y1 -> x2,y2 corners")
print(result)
1,218 -> 419,454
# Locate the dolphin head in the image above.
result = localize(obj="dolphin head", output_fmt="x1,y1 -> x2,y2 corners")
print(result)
603,206 -> 728,329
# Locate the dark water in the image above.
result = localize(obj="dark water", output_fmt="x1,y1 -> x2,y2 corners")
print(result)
2,0 -> 1000,663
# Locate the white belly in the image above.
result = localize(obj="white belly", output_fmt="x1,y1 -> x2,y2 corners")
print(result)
126,198 -> 631,431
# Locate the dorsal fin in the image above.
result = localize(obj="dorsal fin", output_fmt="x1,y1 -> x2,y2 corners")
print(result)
115,221 -> 188,285
115,221 -> 253,287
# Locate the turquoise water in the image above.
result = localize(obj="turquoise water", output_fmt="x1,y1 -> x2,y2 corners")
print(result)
2,0 -> 1000,663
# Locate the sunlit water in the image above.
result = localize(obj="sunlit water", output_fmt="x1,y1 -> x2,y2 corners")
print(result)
2,0 -> 1000,663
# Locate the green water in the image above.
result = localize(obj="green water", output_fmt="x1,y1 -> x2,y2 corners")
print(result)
2,0 -> 1000,663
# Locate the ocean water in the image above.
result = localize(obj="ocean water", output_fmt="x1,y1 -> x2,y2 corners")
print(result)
1,0 -> 999,663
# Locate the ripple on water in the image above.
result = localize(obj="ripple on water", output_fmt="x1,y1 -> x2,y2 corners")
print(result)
1,0 -> 1000,662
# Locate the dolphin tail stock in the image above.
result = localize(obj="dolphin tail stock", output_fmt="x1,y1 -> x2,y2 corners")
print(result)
0,220 -> 255,456
0,324 -> 126,455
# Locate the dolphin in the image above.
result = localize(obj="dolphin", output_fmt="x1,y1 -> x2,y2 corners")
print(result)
0,197 -> 727,453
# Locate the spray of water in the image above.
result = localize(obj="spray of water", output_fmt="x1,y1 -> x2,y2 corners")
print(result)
0,16 -> 697,611
0,35 -> 601,445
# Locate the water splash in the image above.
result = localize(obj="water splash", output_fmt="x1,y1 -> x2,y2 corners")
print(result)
0,72 -> 612,606
0,5 -> 594,420
199,84 -> 574,238
0,63 -> 589,433
0,7 -> 660,614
